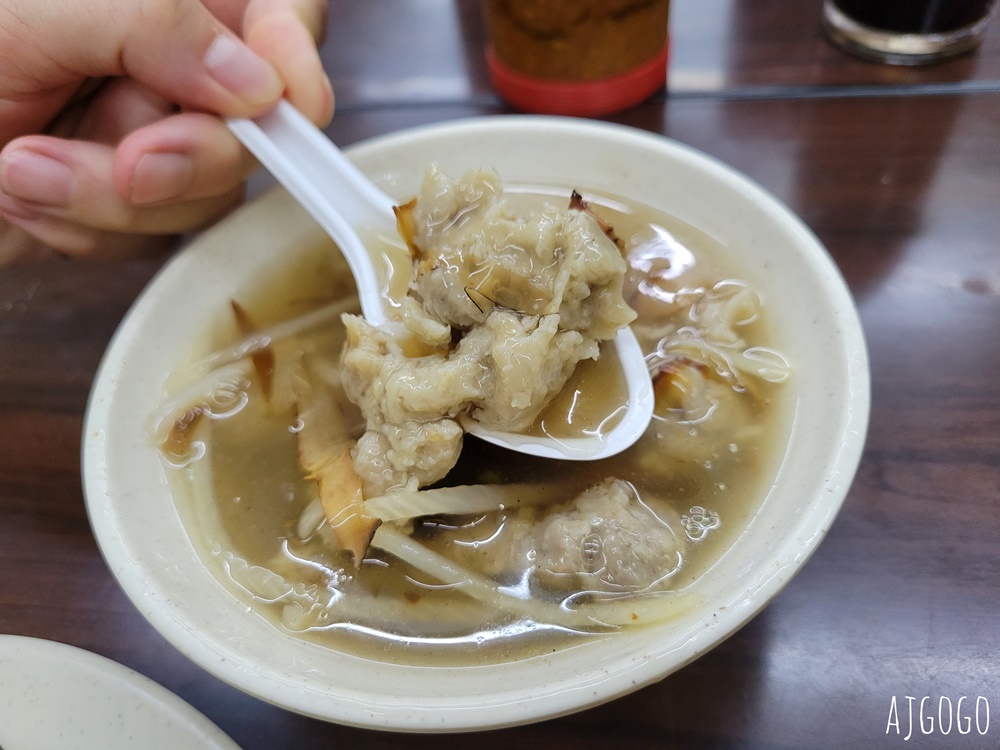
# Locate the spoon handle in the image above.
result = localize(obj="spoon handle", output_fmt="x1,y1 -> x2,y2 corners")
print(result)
227,101 -> 394,325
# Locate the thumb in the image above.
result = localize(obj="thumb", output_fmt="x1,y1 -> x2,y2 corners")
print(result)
32,0 -> 284,118
121,4 -> 286,116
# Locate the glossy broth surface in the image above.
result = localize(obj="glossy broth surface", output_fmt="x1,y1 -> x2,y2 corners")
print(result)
166,187 -> 793,666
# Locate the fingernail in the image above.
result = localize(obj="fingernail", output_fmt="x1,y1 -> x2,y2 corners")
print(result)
129,152 -> 194,205
0,149 -> 75,208
204,34 -> 283,106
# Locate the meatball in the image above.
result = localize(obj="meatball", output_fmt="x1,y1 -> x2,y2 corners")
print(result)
533,478 -> 684,593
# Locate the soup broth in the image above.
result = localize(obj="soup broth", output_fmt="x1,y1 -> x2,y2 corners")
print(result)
159,184 -> 793,666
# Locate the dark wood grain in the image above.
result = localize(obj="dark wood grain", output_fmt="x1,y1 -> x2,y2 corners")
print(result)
322,0 -> 1000,107
2,2 -> 1000,749
669,0 -> 1000,91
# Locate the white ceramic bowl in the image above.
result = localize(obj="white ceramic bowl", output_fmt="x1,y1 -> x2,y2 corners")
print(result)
83,116 -> 869,732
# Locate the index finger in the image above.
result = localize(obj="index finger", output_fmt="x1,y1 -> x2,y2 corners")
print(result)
241,0 -> 334,125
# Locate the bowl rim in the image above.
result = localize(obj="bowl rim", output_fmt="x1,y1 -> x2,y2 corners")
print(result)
83,114 -> 870,732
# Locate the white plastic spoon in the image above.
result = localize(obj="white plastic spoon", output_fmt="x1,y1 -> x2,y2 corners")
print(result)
227,101 -> 653,460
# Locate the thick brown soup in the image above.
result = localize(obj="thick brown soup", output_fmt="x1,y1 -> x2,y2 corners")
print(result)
158,184 -> 792,666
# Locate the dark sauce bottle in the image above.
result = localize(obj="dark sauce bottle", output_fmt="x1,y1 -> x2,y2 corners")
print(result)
832,0 -> 995,33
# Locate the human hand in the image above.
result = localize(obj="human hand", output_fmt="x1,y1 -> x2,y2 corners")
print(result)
0,0 -> 332,261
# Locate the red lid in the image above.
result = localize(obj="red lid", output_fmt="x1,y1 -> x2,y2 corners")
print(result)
486,43 -> 669,117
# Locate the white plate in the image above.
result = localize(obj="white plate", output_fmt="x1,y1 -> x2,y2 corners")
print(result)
0,636 -> 240,750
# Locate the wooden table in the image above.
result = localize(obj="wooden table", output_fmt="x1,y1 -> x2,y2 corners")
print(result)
2,1 -> 999,747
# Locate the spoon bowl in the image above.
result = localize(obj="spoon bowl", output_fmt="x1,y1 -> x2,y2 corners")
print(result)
227,102 -> 654,460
